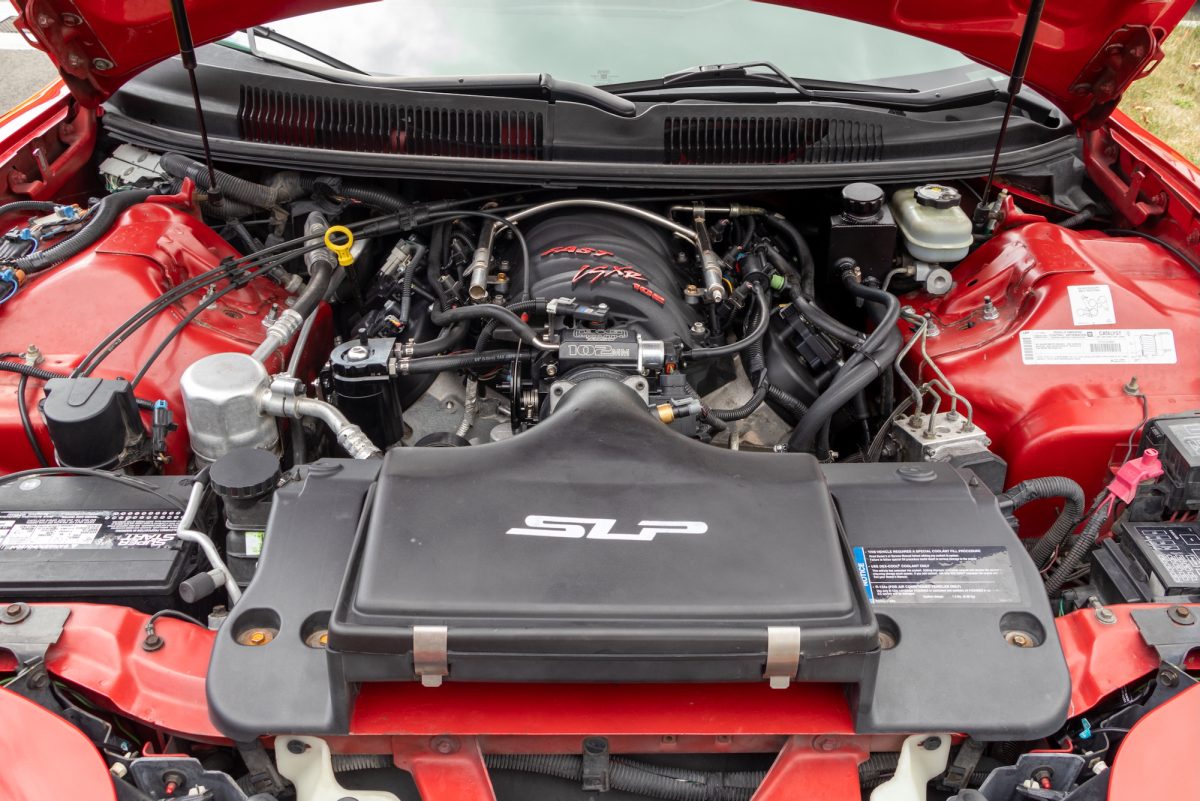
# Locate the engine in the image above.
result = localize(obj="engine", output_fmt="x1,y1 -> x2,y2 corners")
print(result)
2,142 -> 1200,801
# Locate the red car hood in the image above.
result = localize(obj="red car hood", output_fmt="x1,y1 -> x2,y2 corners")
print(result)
10,0 -> 1196,122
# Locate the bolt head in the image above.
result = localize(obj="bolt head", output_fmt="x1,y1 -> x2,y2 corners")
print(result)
1168,605 -> 1194,625
92,58 -> 115,71
1160,668 -> 1180,687
812,735 -> 839,752
287,739 -> 309,754
431,735 -> 460,754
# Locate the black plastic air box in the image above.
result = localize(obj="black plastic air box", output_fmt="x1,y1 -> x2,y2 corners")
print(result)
208,378 -> 1069,741
0,474 -> 196,611
332,379 -> 876,685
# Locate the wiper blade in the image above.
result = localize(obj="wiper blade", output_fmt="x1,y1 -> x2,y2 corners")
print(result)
607,63 -> 1002,112
222,34 -> 637,118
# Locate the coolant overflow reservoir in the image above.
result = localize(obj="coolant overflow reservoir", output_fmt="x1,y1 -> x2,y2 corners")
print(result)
891,185 -> 972,263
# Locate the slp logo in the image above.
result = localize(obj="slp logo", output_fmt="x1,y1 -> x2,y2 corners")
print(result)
507,515 -> 707,541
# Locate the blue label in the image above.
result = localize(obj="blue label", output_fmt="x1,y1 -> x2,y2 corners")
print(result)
852,546 -> 874,601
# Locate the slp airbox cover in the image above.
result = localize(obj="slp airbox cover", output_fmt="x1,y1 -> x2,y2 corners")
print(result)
329,379 -> 878,685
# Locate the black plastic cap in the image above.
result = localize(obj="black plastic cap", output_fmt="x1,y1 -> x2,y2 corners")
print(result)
841,182 -> 885,220
914,184 -> 962,209
210,448 -> 281,501
41,377 -> 145,469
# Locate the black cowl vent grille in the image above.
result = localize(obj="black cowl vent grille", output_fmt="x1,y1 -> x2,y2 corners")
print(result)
238,86 -> 545,160
663,116 -> 883,164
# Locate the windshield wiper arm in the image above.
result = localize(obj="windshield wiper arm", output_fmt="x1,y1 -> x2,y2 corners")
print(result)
223,35 -> 637,118
663,61 -> 819,100
246,26 -> 368,75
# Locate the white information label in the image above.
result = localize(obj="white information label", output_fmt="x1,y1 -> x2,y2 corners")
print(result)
1020,329 -> 1177,365
1067,284 -> 1116,326
1,522 -> 101,548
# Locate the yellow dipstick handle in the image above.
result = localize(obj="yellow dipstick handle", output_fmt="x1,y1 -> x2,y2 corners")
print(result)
324,225 -> 355,266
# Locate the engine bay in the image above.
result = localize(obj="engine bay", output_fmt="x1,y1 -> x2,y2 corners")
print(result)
1,140 -> 1199,801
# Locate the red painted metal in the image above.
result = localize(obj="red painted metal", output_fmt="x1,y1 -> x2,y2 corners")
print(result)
751,737 -> 865,801
0,201 -> 301,473
0,686 -> 117,801
351,681 -> 855,736
11,0 -> 360,107
1056,605 -> 1162,716
1109,683 -> 1200,801
0,604 -> 221,741
902,222 -> 1200,533
0,84 -> 95,204
1055,603 -> 1200,716
395,736 -> 498,801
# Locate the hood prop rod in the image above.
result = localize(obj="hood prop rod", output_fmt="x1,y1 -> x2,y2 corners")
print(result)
168,0 -> 222,209
975,0 -> 1046,232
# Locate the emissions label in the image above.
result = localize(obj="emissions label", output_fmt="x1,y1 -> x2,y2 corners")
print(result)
1067,285 -> 1116,326
1132,525 -> 1200,589
0,510 -> 181,550
852,546 -> 1019,604
1019,329 -> 1176,365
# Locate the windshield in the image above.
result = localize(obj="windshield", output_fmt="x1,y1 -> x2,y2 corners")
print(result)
241,0 -> 991,88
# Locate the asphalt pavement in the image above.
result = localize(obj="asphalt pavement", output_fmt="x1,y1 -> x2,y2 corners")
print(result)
0,19 -> 59,114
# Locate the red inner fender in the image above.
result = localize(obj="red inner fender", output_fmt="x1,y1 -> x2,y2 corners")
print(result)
0,686 -> 117,801
903,223 -> 1200,533
0,202 -> 296,472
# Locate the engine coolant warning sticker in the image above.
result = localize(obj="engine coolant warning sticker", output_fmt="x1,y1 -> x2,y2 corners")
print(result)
1067,285 -> 1116,326
0,510 -> 181,550
1019,329 -> 1176,365
852,546 -> 1019,604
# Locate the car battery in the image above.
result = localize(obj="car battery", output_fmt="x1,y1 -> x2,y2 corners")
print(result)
0,474 -> 197,611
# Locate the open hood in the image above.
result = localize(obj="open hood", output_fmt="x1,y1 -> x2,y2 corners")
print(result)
10,0 -> 1197,123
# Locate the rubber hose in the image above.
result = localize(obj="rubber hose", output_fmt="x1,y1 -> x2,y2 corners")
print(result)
409,321 -> 468,357
793,295 -> 865,347
785,271 -> 902,453
688,284 -> 770,360
294,211 -> 337,318
402,349 -> 532,374
430,304 -> 551,351
395,246 -> 428,330
162,177 -> 260,220
1059,207 -> 1095,229
760,213 -> 816,299
160,153 -> 299,210
1001,476 -> 1086,569
338,182 -> 408,212
8,189 -> 155,273
1044,498 -> 1110,595
475,299 -> 544,354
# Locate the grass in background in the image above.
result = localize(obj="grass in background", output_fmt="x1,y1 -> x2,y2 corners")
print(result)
1120,24 -> 1200,164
